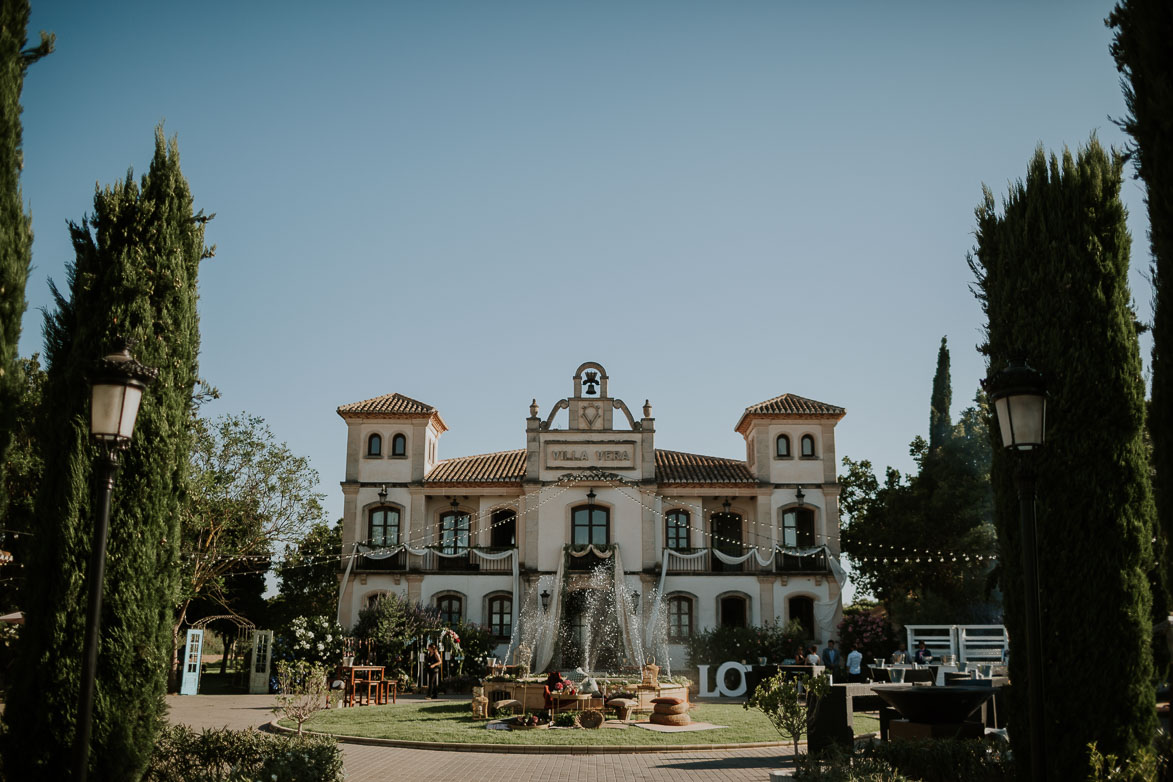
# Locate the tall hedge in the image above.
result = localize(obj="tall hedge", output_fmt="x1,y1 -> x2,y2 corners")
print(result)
0,0 -> 50,507
0,127 -> 209,780
969,139 -> 1156,779
1109,0 -> 1173,653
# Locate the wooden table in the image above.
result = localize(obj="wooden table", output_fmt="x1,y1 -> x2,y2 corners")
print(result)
342,665 -> 385,707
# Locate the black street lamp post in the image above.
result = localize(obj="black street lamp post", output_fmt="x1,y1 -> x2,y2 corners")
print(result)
73,343 -> 156,782
984,361 -> 1047,781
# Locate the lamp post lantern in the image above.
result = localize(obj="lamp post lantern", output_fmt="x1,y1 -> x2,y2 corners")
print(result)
74,343 -> 156,782
984,360 -> 1047,781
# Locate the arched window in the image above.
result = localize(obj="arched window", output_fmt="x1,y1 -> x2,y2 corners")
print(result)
369,507 -> 401,546
490,510 -> 516,548
439,511 -> 470,555
782,508 -> 815,549
719,594 -> 748,628
667,595 -> 694,639
367,433 -> 382,456
391,433 -> 407,457
665,510 -> 690,550
436,594 -> 463,624
572,504 -> 609,546
776,434 -> 791,458
487,595 -> 512,639
789,596 -> 815,639
801,434 -> 816,458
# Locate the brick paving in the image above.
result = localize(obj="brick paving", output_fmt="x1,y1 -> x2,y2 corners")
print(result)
165,694 -> 795,781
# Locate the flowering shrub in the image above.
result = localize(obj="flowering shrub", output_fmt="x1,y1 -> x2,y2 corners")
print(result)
275,615 -> 347,667
837,602 -> 898,661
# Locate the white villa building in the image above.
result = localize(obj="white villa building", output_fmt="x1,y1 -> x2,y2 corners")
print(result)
335,362 -> 846,671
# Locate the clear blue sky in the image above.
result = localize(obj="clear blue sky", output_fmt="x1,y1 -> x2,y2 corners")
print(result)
16,2 -> 1151,594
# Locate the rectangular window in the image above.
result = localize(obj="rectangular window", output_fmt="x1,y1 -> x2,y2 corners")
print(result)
572,506 -> 609,546
488,596 -> 512,639
668,597 -> 692,639
666,511 -> 689,550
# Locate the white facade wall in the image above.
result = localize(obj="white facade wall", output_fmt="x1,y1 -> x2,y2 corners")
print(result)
335,364 -> 847,671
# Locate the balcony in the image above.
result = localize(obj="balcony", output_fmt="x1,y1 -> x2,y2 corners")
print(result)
662,547 -> 767,574
660,546 -> 831,575
775,548 -> 830,574
357,546 -> 516,574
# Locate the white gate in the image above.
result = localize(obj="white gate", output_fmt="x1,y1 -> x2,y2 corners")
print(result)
179,629 -> 204,695
249,629 -> 273,694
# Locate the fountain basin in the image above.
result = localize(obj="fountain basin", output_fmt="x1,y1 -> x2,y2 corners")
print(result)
873,685 -> 993,724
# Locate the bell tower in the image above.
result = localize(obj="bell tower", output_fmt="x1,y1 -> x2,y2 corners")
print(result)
568,362 -> 613,430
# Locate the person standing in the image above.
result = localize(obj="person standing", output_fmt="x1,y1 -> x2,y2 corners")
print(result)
822,640 -> 841,673
846,644 -> 864,683
425,642 -> 442,699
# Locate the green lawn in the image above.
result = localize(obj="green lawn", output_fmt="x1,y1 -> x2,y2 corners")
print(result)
279,701 -> 882,747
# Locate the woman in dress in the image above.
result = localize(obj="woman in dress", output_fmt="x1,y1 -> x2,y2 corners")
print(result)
425,642 -> 442,699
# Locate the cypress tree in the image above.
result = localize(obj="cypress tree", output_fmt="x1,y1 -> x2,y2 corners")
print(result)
1109,0 -> 1173,636
928,336 -> 952,452
0,127 -> 209,780
0,1 -> 51,507
969,139 -> 1155,779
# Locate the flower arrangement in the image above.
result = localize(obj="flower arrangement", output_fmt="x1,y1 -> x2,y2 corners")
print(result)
552,680 -> 577,695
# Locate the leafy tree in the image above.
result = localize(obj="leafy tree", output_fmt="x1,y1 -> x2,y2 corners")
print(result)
0,354 -> 43,611
0,1 -> 50,509
840,341 -> 996,625
744,670 -> 830,758
1108,0 -> 1173,662
174,413 -> 325,682
270,519 -> 342,627
969,138 -> 1156,779
353,593 -> 442,680
273,660 -> 336,734
2,127 -> 210,780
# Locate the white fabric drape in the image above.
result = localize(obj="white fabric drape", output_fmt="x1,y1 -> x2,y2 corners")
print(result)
532,555 -> 565,672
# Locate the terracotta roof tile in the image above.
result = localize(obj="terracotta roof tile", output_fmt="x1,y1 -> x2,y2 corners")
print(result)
426,449 -> 527,484
735,393 -> 845,434
654,449 -> 757,485
743,393 -> 845,417
338,392 -> 436,416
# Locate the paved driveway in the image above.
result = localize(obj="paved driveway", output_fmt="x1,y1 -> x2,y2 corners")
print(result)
165,694 -> 793,781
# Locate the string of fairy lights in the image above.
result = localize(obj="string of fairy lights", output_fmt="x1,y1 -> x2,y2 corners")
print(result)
0,468 -> 994,581
145,468 -> 997,580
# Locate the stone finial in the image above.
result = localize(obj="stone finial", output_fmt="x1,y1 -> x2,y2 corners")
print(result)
530,398 -> 539,417
643,399 -> 652,418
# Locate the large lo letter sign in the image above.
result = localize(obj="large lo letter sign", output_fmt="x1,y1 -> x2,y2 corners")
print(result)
697,661 -> 752,698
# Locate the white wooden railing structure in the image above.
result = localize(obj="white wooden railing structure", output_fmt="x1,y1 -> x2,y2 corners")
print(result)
904,624 -> 1008,663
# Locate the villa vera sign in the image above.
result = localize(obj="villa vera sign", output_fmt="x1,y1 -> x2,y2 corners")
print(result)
544,441 -> 636,469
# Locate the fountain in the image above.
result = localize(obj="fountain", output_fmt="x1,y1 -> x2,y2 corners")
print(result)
486,547 -> 687,714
